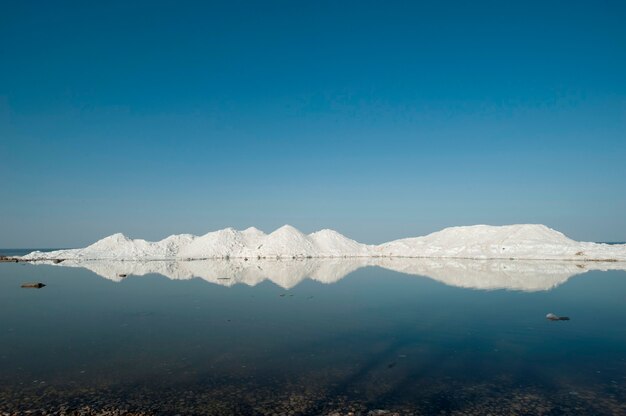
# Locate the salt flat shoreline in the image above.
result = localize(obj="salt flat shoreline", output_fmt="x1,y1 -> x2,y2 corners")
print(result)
0,256 -> 20,263
11,255 -> 626,262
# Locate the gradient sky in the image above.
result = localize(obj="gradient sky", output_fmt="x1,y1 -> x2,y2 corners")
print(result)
1,0 -> 625,247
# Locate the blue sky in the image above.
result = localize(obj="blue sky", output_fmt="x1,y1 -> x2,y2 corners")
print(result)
1,0 -> 625,247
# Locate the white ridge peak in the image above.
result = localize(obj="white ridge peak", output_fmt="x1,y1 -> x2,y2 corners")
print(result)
311,229 -> 341,236
243,226 -> 265,235
100,232 -> 129,242
271,224 -> 304,235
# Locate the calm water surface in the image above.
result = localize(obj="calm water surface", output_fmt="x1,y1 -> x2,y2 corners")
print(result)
1,259 -> 625,415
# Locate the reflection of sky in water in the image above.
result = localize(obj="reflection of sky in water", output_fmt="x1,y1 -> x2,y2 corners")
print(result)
1,262 -> 625,413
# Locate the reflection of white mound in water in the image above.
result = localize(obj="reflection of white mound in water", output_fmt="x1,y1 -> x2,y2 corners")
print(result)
373,258 -> 617,291
44,258 -> 626,292
50,258 -> 367,289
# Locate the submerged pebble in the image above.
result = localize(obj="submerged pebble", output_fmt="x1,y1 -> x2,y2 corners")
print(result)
20,282 -> 46,289
546,313 -> 570,321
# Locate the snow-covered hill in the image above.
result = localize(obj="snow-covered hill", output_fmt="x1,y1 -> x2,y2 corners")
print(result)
20,224 -> 626,261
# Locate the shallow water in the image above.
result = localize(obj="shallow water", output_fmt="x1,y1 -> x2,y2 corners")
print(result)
1,259 -> 625,415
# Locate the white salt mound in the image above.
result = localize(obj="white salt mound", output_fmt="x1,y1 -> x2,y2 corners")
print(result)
21,224 -> 626,261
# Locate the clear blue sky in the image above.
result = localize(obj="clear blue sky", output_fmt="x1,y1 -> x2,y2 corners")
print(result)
1,0 -> 625,247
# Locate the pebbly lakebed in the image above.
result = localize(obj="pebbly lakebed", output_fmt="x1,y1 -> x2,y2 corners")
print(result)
1,257 -> 626,415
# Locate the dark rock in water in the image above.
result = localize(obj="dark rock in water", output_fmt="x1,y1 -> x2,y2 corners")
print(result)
0,256 -> 19,262
21,282 -> 46,289
387,362 -> 397,369
546,313 -> 570,321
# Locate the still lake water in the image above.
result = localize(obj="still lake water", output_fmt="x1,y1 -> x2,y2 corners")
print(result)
1,258 -> 625,415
